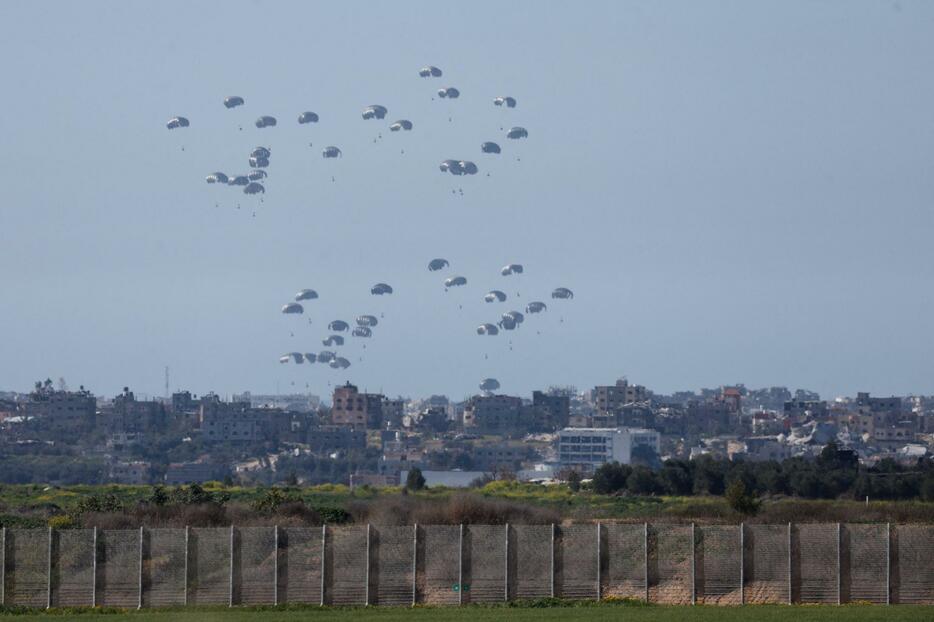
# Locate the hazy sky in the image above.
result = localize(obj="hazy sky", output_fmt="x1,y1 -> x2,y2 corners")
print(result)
1,1 -> 932,401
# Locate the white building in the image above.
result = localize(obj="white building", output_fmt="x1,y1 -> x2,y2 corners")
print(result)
557,427 -> 660,473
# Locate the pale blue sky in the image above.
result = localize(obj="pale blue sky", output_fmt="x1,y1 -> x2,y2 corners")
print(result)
1,1 -> 932,400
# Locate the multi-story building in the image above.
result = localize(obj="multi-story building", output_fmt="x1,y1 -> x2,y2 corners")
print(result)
527,391 -> 570,431
307,425 -> 366,452
741,436 -> 792,462
463,395 -> 522,433
593,379 -> 648,414
20,386 -> 96,436
331,383 -> 384,428
556,427 -> 660,473
470,443 -> 528,471
100,388 -> 166,434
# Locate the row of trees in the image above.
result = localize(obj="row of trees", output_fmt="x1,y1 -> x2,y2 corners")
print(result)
590,443 -> 934,505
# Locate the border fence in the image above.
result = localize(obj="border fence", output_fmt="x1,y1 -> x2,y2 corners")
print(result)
0,523 -> 932,608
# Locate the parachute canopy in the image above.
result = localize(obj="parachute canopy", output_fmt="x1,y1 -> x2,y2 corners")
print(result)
206,172 -> 229,184
477,323 -> 499,336
356,315 -> 378,327
286,352 -> 305,364
371,283 -> 393,295
437,87 -> 460,99
444,276 -> 467,288
251,147 -> 271,159
224,96 -> 244,109
418,66 -> 443,77
428,258 -> 449,271
494,96 -> 517,108
481,142 -> 501,154
228,175 -> 249,186
498,316 -> 517,330
501,263 -> 524,276
249,156 -> 269,168
322,335 -> 344,347
330,356 -> 351,369
328,320 -> 350,332
166,116 -> 189,129
317,350 -> 336,363
484,290 -> 507,303
255,116 -> 277,128
526,301 -> 547,314
552,287 -> 574,299
322,146 -> 342,158
479,378 -> 501,392
304,353 -> 317,364
243,182 -> 265,195
362,105 -> 388,120
506,126 -> 528,139
503,310 -> 524,324
352,326 -> 372,338
247,169 -> 267,181
298,111 -> 319,124
460,161 -> 478,175
389,119 -> 413,131
295,289 -> 318,301
281,303 -> 304,314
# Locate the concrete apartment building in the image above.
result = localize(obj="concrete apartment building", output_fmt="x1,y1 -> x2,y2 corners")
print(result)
593,378 -> 648,414
463,395 -> 522,433
557,427 -> 660,473
331,382 -> 384,428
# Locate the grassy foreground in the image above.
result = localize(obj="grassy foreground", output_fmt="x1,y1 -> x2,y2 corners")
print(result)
2,603 -> 934,622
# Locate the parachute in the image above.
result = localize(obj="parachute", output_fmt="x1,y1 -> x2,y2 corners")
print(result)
498,316 -> 517,330
552,287 -> 574,299
477,323 -> 499,336
206,172 -> 229,184
428,258 -> 449,271
255,115 -> 277,128
304,353 -> 317,363
440,159 -> 464,175
287,352 -> 305,364
356,315 -> 378,327
295,289 -> 318,301
317,350 -> 336,363
484,290 -> 507,303
243,182 -> 265,195
362,105 -> 388,120
501,264 -> 524,276
328,320 -> 350,332
322,146 -> 342,158
526,301 -> 547,314
166,116 -> 189,130
228,175 -> 250,186
322,335 -> 344,347
481,142 -> 501,154
330,356 -> 351,369
506,126 -> 528,139
247,170 -> 267,181
479,378 -> 501,392
281,303 -> 304,314
370,283 -> 393,295
460,161 -> 478,175
444,276 -> 467,287
251,147 -> 271,159
224,96 -> 244,109
389,119 -> 413,131
494,96 -> 517,108
503,310 -> 525,325
298,111 -> 319,124
437,87 -> 460,99
418,65 -> 443,77
352,326 -> 372,338
249,156 -> 269,168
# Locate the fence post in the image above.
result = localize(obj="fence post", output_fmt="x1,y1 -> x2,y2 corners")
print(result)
138,526 -> 144,609
184,526 -> 190,606
836,522 -> 842,605
787,522 -> 793,605
596,522 -> 602,601
411,524 -> 418,607
644,522 -> 649,602
320,524 -> 326,607
273,525 -> 279,606
92,526 -> 98,607
458,524 -> 464,605
739,523 -> 746,605
46,525 -> 52,609
550,524 -> 555,598
229,525 -> 234,607
1,526 -> 5,606
504,523 -> 509,602
886,522 -> 891,605
690,522 -> 696,605
365,524 -> 371,607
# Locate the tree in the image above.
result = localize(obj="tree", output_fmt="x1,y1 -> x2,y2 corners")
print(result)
626,466 -> 660,495
567,470 -> 582,492
725,478 -> 760,516
592,462 -> 631,495
406,467 -> 426,491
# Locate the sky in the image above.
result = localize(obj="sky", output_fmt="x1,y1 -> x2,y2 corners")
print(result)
0,1 -> 932,401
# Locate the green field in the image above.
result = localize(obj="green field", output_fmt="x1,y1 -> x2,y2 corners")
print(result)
3,605 -> 934,622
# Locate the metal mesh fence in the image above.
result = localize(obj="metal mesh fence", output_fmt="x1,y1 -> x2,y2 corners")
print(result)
603,523 -> 646,600
556,524 -> 598,600
511,524 -> 552,600
98,529 -> 140,608
893,525 -> 934,604
142,528 -> 186,607
234,527 -> 275,605
464,524 -> 506,603
697,525 -> 741,605
278,527 -> 322,604
326,526 -> 367,605
744,524 -> 789,603
5,529 -> 49,607
649,524 -> 692,604
50,528 -> 95,607
794,523 -> 839,604
188,527 -> 231,606
372,526 -> 413,606
842,524 -> 887,604
417,525 -> 460,605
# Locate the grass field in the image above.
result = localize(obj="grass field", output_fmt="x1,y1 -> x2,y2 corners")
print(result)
2,604 -> 934,622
